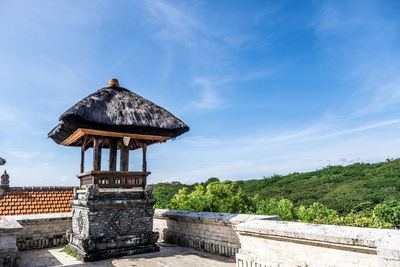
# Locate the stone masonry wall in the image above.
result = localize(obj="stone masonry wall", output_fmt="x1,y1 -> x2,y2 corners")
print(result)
0,216 -> 22,267
153,209 -> 278,258
4,210 -> 400,266
235,219 -> 400,267
5,209 -> 279,257
9,213 -> 71,250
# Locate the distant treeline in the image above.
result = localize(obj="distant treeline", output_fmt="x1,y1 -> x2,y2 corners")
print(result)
152,159 -> 400,228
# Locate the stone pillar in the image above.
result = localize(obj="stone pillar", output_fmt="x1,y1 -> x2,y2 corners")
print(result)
67,185 -> 159,262
0,217 -> 23,267
1,170 -> 10,192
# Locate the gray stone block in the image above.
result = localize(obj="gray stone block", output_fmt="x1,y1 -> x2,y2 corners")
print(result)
68,185 -> 159,262
0,217 -> 22,267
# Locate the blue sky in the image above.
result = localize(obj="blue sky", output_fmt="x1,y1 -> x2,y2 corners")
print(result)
1,0 -> 400,186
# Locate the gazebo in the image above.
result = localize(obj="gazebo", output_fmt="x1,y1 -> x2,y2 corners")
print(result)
49,78 -> 189,189
48,79 -> 189,261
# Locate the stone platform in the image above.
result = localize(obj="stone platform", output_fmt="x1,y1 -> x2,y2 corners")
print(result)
18,243 -> 236,266
68,186 -> 159,261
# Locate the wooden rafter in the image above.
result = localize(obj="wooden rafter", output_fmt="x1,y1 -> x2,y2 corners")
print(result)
61,128 -> 170,146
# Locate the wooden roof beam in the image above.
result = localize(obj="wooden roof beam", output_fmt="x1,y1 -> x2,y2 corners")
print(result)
61,128 -> 170,146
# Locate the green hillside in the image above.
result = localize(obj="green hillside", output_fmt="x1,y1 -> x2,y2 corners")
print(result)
153,159 -> 400,215
153,182 -> 193,208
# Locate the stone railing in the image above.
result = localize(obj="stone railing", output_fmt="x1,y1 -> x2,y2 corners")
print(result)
153,209 -> 278,257
235,219 -> 400,267
77,171 -> 149,188
2,210 -> 400,266
3,210 -> 278,257
9,213 -> 72,250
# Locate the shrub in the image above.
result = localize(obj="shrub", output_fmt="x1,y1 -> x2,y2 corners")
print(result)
167,182 -> 258,214
373,200 -> 400,227
256,199 -> 295,221
295,202 -> 338,223
165,181 -> 399,229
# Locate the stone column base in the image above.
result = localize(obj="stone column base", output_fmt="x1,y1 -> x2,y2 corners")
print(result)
68,185 -> 159,262
67,237 -> 159,262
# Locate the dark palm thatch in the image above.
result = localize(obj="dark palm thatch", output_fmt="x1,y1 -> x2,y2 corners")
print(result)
0,157 -> 5,165
48,85 -> 189,144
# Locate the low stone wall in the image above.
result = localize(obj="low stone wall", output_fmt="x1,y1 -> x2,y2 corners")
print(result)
4,209 -> 400,266
0,216 -> 22,267
234,220 -> 400,267
153,209 -> 278,257
5,209 -> 278,257
9,213 -> 72,250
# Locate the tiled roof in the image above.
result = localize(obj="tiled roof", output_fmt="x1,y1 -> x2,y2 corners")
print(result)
0,187 -> 75,216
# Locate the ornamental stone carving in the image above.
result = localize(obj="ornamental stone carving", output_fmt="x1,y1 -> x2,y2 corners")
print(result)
84,185 -> 99,200
1,170 -> 9,185
68,187 -> 159,261
144,185 -> 153,199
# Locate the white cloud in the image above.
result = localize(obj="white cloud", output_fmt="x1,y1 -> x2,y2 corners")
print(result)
142,0 -> 203,45
2,1 -> 400,186
178,117 -> 400,151
312,1 -> 400,120
141,0 -> 255,51
353,78 -> 400,117
263,119 -> 400,146
148,116 -> 400,183
0,103 -> 18,123
190,78 -> 225,110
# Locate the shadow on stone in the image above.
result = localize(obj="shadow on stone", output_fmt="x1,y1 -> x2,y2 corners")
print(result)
18,248 -> 64,267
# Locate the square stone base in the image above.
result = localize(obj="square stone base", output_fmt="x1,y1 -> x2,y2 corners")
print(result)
68,242 -> 159,262
67,186 -> 159,262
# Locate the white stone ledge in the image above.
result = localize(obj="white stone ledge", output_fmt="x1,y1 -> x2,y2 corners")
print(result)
7,213 -> 72,222
154,209 -> 278,225
234,219 -> 400,249
0,217 -> 23,233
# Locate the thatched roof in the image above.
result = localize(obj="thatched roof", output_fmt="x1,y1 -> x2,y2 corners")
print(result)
48,80 -> 189,145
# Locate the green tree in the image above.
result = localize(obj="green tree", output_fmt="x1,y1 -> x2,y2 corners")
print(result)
256,198 -> 296,221
167,182 -> 257,214
153,158 -> 400,229
373,200 -> 400,227
203,177 -> 220,186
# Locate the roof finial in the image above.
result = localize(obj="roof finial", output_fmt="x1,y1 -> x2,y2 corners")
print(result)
108,78 -> 120,87
1,170 -> 9,186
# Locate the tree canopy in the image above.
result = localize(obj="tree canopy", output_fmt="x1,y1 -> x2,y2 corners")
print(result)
153,159 -> 400,229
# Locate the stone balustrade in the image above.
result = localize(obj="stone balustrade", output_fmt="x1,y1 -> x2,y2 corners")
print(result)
153,209 -> 278,257
1,210 -> 400,266
10,213 -> 71,250
235,219 -> 400,267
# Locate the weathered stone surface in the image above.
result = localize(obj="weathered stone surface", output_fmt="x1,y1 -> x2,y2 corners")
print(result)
154,209 -> 278,258
18,243 -> 236,266
1,170 -> 9,192
68,185 -> 159,262
4,208 -> 400,266
234,220 -> 400,267
0,216 -> 22,267
9,213 -> 71,250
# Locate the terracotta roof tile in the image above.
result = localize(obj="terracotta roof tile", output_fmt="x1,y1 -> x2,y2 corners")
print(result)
0,187 -> 75,216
